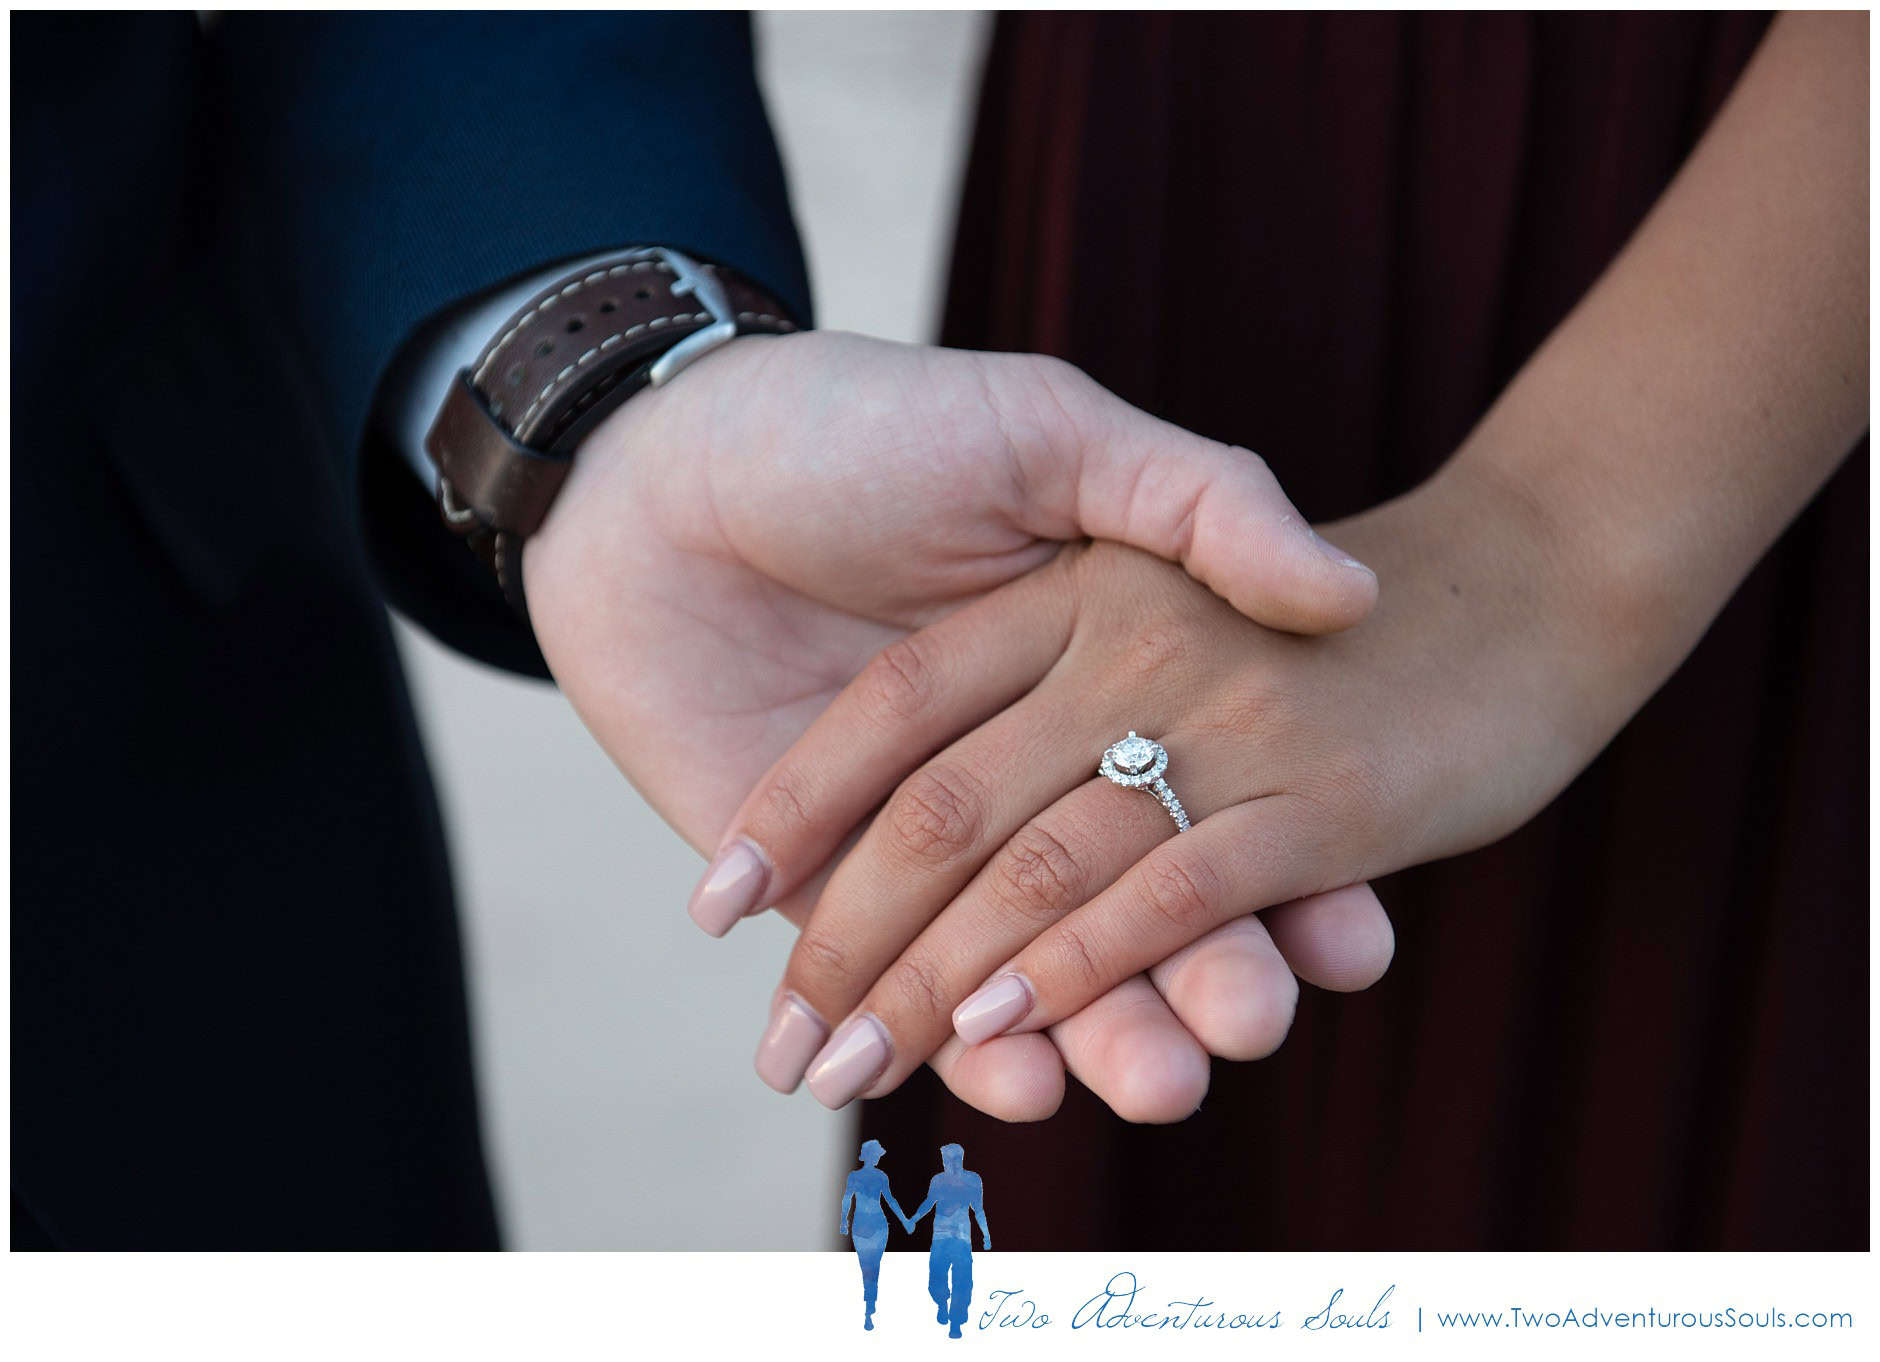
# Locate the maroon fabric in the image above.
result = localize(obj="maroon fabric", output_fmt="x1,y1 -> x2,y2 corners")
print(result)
860,12 -> 1867,1250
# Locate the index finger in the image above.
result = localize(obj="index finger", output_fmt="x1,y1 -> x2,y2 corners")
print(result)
685,566 -> 1075,936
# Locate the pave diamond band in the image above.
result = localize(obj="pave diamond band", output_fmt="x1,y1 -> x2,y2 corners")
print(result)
1099,732 -> 1190,833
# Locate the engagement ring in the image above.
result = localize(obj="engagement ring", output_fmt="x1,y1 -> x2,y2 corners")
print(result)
1099,732 -> 1190,833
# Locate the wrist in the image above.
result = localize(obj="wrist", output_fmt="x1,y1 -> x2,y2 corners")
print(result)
425,247 -> 800,621
1325,456 -> 1666,767
534,330 -> 784,541
1433,387 -> 1762,719
522,330 -> 778,616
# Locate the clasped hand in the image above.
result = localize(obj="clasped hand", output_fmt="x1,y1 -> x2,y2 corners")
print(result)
524,331 -> 1563,1123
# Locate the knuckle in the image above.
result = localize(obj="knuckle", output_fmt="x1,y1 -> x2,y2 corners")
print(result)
1137,852 -> 1224,935
1047,919 -> 1107,994
1230,443 -> 1274,478
789,930 -> 862,999
985,351 -> 1099,452
752,770 -> 818,843
885,763 -> 989,868
989,823 -> 1088,925
1024,351 -> 1095,400
857,635 -> 940,727
879,951 -> 952,1023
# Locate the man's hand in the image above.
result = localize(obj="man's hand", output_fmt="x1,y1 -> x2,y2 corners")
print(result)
524,330 -> 1392,1122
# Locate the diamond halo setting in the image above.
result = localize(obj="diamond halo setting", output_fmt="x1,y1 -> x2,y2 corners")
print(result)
1099,732 -> 1189,832
1099,732 -> 1167,787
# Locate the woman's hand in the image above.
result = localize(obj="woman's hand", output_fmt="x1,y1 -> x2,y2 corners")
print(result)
723,9 -> 1869,1106
730,464 -> 1676,1106
524,328 -> 1391,1122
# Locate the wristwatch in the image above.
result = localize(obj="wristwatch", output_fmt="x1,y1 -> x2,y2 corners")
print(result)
423,245 -> 799,618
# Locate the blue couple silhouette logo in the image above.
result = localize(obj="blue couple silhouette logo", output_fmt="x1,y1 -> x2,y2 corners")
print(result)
839,1141 -> 991,1337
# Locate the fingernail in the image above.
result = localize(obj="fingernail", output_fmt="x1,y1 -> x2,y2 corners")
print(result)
1286,514 -> 1374,577
804,1014 -> 892,1109
754,991 -> 829,1094
686,838 -> 770,938
1308,527 -> 1374,577
952,973 -> 1035,1045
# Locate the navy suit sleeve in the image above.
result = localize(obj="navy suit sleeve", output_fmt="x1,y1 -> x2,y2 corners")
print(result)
219,13 -> 811,676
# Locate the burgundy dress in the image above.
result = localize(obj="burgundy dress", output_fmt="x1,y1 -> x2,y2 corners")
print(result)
860,12 -> 1867,1250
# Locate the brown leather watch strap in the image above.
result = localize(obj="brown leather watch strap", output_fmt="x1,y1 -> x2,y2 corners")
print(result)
424,247 -> 799,616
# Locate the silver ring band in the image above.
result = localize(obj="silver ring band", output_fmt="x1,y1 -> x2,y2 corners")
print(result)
1099,732 -> 1190,833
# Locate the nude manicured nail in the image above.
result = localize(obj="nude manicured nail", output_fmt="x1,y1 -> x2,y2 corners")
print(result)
953,973 -> 1035,1045
754,992 -> 828,1094
805,1014 -> 892,1109
686,838 -> 770,938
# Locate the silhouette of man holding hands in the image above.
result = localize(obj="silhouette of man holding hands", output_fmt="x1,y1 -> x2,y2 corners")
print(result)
904,1143 -> 990,1338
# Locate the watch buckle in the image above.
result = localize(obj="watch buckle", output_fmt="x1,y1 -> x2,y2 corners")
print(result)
649,247 -> 741,387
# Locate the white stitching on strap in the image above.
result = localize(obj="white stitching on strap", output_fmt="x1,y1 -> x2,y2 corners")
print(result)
437,478 -> 478,526
472,256 -> 670,387
513,311 -> 711,432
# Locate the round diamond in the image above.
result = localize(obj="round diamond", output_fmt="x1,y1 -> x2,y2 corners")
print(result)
1111,734 -> 1157,774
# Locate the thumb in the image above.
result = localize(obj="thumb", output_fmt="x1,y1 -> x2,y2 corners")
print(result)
991,354 -> 1378,634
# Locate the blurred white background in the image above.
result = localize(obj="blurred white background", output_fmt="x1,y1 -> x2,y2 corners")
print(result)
389,13 -> 991,1250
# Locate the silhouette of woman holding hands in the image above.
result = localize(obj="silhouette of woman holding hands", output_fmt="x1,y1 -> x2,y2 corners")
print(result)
839,1139 -> 914,1330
